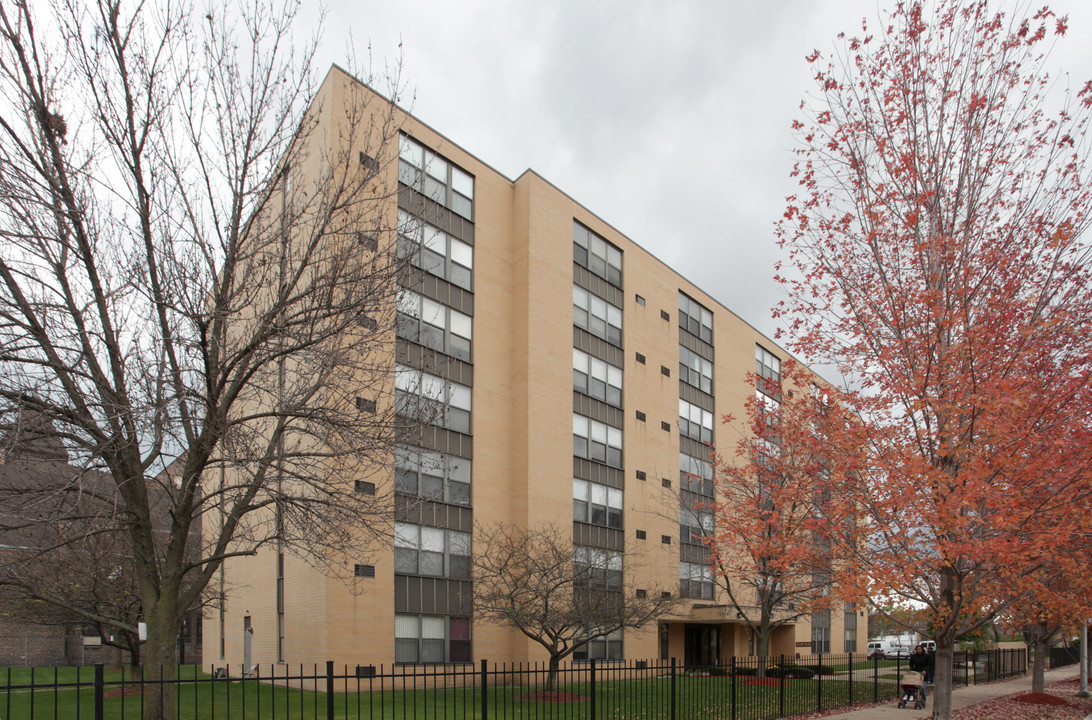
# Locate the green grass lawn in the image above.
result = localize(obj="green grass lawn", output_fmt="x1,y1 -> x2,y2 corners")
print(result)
1,666 -> 902,720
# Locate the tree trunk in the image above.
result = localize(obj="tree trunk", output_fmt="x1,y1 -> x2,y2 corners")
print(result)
141,602 -> 180,720
756,618 -> 772,679
1031,632 -> 1049,694
932,629 -> 955,720
546,654 -> 561,692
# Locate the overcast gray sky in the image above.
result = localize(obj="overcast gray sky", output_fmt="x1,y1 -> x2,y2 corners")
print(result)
311,0 -> 1092,341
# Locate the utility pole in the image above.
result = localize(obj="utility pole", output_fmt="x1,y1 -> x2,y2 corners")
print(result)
1079,619 -> 1089,699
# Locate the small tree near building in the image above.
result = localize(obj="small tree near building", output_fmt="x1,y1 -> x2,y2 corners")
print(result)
473,523 -> 681,692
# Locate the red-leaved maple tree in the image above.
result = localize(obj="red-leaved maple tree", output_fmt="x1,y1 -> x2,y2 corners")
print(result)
708,361 -> 866,672
778,2 -> 1092,718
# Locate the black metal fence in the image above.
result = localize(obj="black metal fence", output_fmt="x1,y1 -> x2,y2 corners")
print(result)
0,650 -> 1026,720
1048,645 -> 1081,669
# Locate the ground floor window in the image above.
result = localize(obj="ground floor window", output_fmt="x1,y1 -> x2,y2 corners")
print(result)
574,628 -> 623,661
811,609 -> 831,654
394,615 -> 471,664
844,602 -> 857,653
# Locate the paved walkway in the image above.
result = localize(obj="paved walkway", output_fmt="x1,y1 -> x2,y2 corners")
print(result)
816,667 -> 1079,719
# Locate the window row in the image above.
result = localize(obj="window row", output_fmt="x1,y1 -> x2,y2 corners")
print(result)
573,222 -> 622,288
679,345 -> 713,394
679,561 -> 714,600
680,505 -> 713,545
397,210 -> 473,291
811,609 -> 831,654
398,135 -> 474,221
678,292 -> 713,344
395,366 -> 472,434
395,614 -> 471,664
573,414 -> 623,469
573,348 -> 623,408
573,545 -> 623,590
573,478 -> 623,529
573,285 -> 623,347
680,452 -> 714,497
397,289 -> 472,362
679,399 -> 713,444
395,445 -> 471,506
756,345 -> 781,397
394,522 -> 471,579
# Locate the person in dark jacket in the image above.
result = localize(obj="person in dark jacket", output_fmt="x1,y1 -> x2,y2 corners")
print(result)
909,645 -> 933,699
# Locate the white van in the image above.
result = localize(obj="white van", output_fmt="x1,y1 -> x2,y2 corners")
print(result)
867,639 -> 910,658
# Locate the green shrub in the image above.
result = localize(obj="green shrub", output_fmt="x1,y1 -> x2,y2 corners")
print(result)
708,665 -> 729,676
733,666 -> 758,676
767,664 -> 817,679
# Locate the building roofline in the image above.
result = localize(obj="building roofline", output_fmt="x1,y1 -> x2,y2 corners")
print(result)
323,64 -> 796,360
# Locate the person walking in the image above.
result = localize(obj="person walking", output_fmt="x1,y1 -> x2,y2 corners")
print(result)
910,645 -> 932,700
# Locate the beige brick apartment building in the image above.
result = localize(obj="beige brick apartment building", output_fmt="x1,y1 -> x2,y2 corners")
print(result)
205,65 -> 864,671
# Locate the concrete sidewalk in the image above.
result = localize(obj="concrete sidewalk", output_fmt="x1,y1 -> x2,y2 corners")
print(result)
816,666 -> 1078,719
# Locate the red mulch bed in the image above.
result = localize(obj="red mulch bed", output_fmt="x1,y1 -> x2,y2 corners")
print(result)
517,690 -> 589,702
103,685 -> 144,698
1012,692 -> 1070,706
741,677 -> 791,687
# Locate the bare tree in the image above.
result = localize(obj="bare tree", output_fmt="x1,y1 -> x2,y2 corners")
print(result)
0,0 -> 408,716
473,523 -> 681,692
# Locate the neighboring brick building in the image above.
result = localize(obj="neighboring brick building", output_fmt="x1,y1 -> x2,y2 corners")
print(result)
207,66 -> 864,671
0,413 -> 201,667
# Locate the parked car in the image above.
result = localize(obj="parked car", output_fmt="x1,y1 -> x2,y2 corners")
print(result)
918,640 -> 937,653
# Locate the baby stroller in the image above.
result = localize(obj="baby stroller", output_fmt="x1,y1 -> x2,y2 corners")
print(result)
897,672 -> 926,709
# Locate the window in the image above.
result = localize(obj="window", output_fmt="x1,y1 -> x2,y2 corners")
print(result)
678,292 -> 713,343
756,345 -> 781,398
354,564 -> 376,578
397,210 -> 474,291
679,346 -> 713,394
661,535 -> 672,544
635,294 -> 645,306
397,289 -> 473,361
394,523 -> 471,578
680,452 -> 714,497
572,348 -> 623,407
844,602 -> 858,653
572,413 -> 623,468
573,546 -> 623,590
811,609 -> 831,654
573,479 -> 622,529
355,480 -> 377,495
395,446 -> 471,506
636,529 -> 647,539
680,561 -> 713,599
661,421 -> 671,432
355,397 -> 377,413
395,615 -> 471,664
679,399 -> 713,444
680,505 -> 713,545
635,470 -> 647,481
573,222 -> 622,287
573,285 -> 623,347
398,135 -> 474,220
574,628 -> 623,661
395,366 -> 472,434
660,365 -> 670,377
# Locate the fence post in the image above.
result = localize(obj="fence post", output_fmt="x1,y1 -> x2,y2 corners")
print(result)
480,659 -> 488,720
873,653 -> 879,703
590,658 -> 597,720
94,664 -> 104,720
325,661 -> 334,720
778,654 -> 785,719
848,652 -> 853,706
817,651 -> 823,712
731,656 -> 737,720
670,657 -> 677,720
